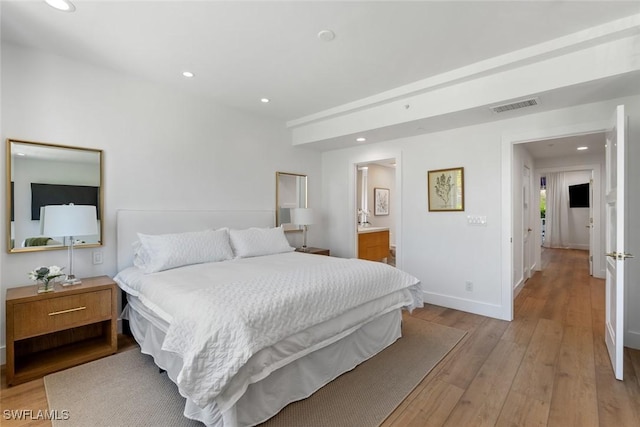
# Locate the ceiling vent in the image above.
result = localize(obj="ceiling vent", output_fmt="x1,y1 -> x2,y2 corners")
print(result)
490,97 -> 539,113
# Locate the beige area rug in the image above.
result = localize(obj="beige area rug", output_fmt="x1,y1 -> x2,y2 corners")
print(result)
45,317 -> 465,427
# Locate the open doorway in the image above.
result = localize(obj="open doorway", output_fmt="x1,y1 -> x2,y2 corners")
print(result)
536,169 -> 598,276
354,158 -> 397,266
512,133 -> 605,294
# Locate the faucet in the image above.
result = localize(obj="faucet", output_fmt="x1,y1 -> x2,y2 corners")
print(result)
358,209 -> 371,226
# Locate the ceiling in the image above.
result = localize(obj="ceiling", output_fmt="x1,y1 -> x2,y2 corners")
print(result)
2,1 -> 639,124
523,132 -> 606,161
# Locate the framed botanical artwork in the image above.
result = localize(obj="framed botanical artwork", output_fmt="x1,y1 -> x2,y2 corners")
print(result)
374,187 -> 390,216
428,167 -> 464,212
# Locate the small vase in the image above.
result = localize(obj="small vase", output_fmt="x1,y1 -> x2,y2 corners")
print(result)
37,279 -> 54,294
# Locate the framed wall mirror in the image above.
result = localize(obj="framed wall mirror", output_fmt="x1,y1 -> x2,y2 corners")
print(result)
275,171 -> 307,231
6,139 -> 104,253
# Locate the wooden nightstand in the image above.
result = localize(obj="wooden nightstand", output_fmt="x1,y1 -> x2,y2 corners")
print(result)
296,247 -> 330,256
5,276 -> 117,386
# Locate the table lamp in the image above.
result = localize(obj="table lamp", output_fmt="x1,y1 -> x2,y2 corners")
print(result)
291,208 -> 314,252
41,204 -> 98,285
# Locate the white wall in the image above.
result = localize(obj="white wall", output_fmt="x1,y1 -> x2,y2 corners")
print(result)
562,170 -> 591,250
624,100 -> 640,349
0,44 -> 322,363
322,95 -> 640,330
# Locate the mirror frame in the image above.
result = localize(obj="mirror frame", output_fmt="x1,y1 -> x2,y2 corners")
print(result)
6,138 -> 104,253
275,171 -> 307,232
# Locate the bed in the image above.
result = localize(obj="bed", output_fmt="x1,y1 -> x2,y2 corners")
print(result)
114,209 -> 423,427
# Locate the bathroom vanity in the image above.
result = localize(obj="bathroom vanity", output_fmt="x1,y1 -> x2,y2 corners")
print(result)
357,227 -> 389,262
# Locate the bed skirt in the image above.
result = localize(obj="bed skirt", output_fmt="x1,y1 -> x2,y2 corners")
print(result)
122,296 -> 403,427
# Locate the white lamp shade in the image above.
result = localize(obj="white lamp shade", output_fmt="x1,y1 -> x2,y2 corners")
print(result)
41,205 -> 98,237
290,208 -> 314,226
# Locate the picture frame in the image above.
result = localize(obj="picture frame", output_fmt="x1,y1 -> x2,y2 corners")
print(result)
428,167 -> 464,212
374,187 -> 390,216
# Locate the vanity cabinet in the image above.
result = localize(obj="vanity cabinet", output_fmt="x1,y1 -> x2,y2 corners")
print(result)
358,229 -> 389,261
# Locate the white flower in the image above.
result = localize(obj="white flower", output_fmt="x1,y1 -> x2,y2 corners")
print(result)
48,265 -> 62,276
28,265 -> 65,282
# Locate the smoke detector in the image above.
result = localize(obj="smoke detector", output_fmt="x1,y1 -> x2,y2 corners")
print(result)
317,30 -> 336,42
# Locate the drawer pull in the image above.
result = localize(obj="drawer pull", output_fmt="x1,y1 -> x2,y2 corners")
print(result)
48,306 -> 87,316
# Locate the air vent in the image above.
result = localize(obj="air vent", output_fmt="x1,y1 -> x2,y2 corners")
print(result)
490,98 -> 539,113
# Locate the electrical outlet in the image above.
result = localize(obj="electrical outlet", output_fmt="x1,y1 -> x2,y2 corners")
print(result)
92,251 -> 103,265
465,281 -> 473,292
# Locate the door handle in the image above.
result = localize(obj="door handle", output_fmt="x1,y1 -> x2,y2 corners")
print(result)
527,228 -> 532,232
606,252 -> 635,260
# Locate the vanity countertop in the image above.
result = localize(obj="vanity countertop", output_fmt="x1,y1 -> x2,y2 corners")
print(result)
357,226 -> 389,234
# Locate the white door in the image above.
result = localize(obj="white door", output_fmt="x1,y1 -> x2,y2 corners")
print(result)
523,166 -> 532,281
589,176 -> 594,276
605,104 -> 630,381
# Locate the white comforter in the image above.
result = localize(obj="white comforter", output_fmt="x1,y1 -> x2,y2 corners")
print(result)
116,252 -> 422,412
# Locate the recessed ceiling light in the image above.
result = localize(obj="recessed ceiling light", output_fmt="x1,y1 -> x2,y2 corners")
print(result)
45,0 -> 76,12
182,71 -> 194,78
260,98 -> 270,103
317,29 -> 335,42
356,137 -> 366,142
577,146 -> 589,151
16,152 -> 26,156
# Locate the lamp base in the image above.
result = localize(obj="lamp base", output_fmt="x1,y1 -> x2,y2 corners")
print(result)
63,276 -> 82,286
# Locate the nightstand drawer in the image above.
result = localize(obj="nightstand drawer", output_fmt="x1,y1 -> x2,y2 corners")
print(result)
12,289 -> 112,340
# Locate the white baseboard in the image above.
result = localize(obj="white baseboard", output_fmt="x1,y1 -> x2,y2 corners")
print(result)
513,279 -> 526,298
423,291 -> 507,320
625,329 -> 640,350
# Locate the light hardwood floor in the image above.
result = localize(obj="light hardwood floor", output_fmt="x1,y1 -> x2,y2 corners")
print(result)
384,248 -> 640,427
1,248 -> 639,426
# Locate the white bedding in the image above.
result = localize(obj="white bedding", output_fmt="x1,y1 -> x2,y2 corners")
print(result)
115,251 -> 423,423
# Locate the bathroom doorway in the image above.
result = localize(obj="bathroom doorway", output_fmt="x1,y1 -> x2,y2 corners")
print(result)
355,158 -> 397,266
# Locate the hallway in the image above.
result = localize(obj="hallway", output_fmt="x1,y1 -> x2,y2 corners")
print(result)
385,248 -> 640,426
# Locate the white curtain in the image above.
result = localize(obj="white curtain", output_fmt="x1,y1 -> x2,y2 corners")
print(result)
543,172 -> 571,248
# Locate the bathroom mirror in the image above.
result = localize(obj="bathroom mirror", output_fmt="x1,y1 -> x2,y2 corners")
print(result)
6,139 -> 103,253
275,172 -> 307,231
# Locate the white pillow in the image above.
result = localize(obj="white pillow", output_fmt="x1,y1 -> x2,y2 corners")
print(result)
136,229 -> 234,273
132,240 -> 150,270
229,226 -> 295,258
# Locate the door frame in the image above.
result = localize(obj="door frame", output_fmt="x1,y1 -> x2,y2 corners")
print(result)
351,155 -> 402,268
501,119 -> 609,320
522,164 -> 532,286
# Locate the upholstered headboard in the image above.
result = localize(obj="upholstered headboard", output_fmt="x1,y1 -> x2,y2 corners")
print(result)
116,209 -> 274,271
